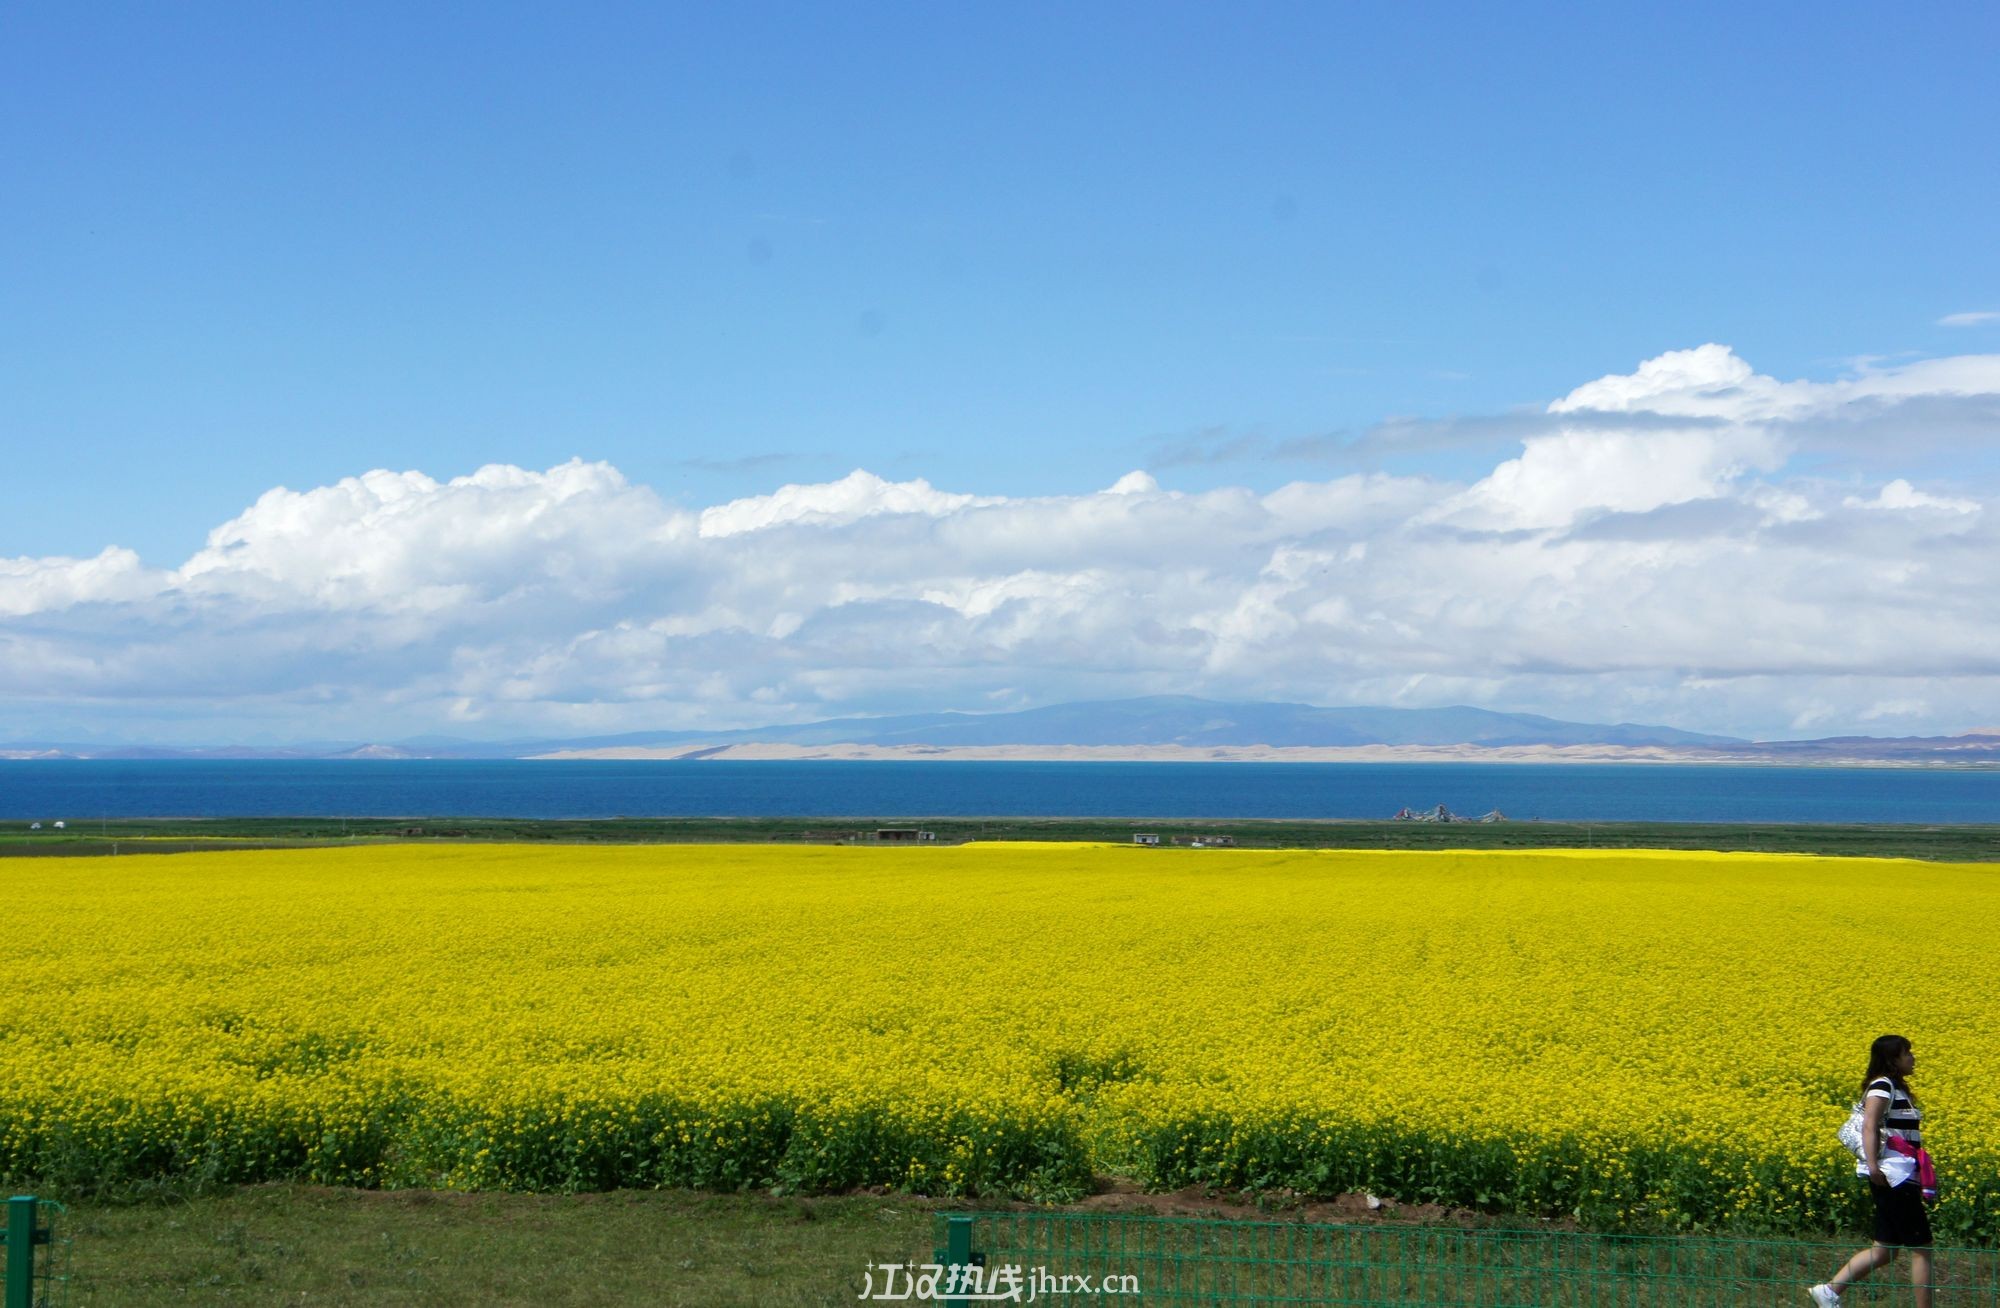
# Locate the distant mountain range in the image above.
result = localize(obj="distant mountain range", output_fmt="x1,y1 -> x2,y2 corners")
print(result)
514,697 -> 1748,752
6,696 -> 2000,766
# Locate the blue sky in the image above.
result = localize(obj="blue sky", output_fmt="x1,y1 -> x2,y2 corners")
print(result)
4,3 -> 2000,742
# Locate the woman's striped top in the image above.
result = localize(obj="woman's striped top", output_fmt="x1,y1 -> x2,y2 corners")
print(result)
1866,1076 -> 1923,1145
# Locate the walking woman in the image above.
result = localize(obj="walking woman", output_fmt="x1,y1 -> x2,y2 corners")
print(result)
1810,1034 -> 1934,1307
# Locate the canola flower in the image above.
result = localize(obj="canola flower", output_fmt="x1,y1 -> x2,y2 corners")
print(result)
4,843 -> 1997,1239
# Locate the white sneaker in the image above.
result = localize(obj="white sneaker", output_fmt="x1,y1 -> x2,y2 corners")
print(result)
1808,1286 -> 1842,1308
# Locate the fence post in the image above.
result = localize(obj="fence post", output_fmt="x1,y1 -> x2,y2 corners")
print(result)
4,1196 -> 35,1308
943,1214 -> 974,1308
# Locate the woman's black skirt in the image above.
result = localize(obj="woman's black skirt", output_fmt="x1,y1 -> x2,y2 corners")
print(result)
1872,1180 -> 1933,1248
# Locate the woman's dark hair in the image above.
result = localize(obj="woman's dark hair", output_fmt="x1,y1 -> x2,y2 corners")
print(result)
1862,1033 -> 1914,1097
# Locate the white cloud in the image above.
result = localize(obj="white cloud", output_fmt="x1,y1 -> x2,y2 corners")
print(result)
6,346 -> 2000,742
698,469 -> 997,537
0,546 -> 158,618
1843,479 -> 1980,514
1424,345 -> 1801,531
1104,471 -> 1159,495
1552,342 -> 1767,417
176,460 -> 689,611
1938,311 -> 1999,328
1425,427 -> 1781,531
1554,344 -> 2000,419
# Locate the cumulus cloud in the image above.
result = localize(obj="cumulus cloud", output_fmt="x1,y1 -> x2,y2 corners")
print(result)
176,461 -> 690,612
0,547 -> 159,619
698,470 -> 998,537
1424,427 -> 1784,531
6,347 -> 2000,742
1842,479 -> 1981,514
1551,343 -> 1771,417
1299,348 -> 2000,480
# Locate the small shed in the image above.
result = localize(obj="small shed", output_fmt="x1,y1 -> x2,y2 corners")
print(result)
1132,833 -> 1161,846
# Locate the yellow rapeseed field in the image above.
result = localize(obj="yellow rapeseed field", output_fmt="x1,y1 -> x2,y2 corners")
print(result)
5,843 -> 1997,1238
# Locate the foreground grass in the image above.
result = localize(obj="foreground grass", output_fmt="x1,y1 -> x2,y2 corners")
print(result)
59,1186 -> 943,1307
6,815 -> 2000,860
51,1185 -> 2000,1307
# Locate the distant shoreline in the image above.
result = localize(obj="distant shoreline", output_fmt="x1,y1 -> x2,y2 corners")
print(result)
521,741 -> 2000,769
8,741 -> 1999,769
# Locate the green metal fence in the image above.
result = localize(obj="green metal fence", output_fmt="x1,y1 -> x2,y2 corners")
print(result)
0,1198 -> 60,1308
927,1211 -> 1999,1306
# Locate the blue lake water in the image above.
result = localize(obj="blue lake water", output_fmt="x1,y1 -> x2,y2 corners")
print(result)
5,759 -> 2000,823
